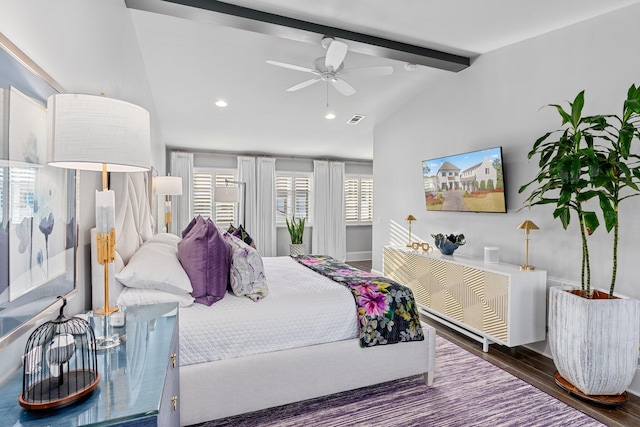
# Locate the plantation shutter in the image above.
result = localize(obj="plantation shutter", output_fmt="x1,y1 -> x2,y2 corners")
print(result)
360,178 -> 374,222
294,175 -> 311,221
192,172 -> 213,218
276,175 -> 292,222
344,178 -> 359,223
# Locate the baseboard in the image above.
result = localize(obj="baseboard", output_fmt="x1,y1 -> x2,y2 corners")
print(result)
345,251 -> 371,262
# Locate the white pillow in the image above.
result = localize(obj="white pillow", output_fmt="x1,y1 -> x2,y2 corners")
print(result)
224,233 -> 268,301
115,239 -> 193,295
117,287 -> 194,308
146,233 -> 180,247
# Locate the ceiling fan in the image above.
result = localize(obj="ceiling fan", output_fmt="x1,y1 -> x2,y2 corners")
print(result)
266,37 -> 394,97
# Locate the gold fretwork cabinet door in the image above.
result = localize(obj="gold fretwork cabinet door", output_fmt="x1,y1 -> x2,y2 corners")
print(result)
383,246 -> 547,348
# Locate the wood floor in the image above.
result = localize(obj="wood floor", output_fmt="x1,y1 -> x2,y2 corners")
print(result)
348,259 -> 640,427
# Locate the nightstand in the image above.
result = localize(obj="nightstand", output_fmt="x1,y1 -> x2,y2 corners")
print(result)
0,302 -> 179,426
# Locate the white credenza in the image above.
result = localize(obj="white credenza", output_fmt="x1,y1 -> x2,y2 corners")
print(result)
383,246 -> 547,352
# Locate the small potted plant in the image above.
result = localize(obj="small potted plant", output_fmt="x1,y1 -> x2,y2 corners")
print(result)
519,85 -> 640,397
286,217 -> 306,256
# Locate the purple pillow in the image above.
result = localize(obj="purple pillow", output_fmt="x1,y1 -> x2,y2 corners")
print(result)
182,215 -> 204,238
178,218 -> 231,306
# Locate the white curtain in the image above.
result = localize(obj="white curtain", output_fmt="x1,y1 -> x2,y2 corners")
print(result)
312,160 -> 346,261
237,156 -> 256,234
170,151 -> 193,235
255,157 -> 276,256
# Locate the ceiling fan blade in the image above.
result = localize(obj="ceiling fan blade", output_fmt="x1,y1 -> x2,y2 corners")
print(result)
343,65 -> 394,77
331,78 -> 356,96
325,40 -> 348,71
286,78 -> 321,92
266,60 -> 316,74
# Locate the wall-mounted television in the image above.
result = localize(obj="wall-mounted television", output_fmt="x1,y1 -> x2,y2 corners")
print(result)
422,146 -> 506,213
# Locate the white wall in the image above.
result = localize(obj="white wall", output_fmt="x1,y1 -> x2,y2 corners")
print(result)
373,4 -> 640,392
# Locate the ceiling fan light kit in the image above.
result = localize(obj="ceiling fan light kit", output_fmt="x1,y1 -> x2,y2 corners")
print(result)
267,37 -> 393,97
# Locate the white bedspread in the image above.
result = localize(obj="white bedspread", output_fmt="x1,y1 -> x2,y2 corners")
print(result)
179,256 -> 359,366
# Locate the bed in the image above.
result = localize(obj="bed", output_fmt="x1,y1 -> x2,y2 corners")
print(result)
91,173 -> 436,426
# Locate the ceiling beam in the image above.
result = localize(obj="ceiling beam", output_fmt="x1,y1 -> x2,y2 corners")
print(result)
125,0 -> 470,72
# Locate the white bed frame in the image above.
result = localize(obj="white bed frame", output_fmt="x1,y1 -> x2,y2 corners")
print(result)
90,173 -> 436,426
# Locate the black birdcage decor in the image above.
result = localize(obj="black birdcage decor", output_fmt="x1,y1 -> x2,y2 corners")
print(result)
19,297 -> 100,410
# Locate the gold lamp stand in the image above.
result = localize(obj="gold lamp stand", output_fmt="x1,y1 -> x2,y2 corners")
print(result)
517,219 -> 539,271
405,214 -> 417,247
94,164 -> 119,316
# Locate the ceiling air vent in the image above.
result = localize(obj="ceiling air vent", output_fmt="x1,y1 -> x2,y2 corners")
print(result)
346,114 -> 365,125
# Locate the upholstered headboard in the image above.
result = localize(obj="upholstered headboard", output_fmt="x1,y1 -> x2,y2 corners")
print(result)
90,172 -> 153,309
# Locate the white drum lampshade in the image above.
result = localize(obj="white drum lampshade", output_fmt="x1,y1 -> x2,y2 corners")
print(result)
47,94 -> 151,172
155,176 -> 183,196
214,186 -> 240,203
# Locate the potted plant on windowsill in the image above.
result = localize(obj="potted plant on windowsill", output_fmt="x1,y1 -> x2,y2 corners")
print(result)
286,217 -> 306,256
519,85 -> 640,398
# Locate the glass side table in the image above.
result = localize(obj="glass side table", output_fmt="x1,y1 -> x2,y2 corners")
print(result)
0,302 -> 179,426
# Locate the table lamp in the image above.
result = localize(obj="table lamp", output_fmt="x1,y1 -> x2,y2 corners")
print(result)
516,219 -> 539,271
214,178 -> 246,226
47,94 -> 151,318
405,214 -> 417,247
155,175 -> 183,233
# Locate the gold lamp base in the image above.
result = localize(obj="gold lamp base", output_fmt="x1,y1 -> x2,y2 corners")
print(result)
519,264 -> 535,271
94,306 -> 119,316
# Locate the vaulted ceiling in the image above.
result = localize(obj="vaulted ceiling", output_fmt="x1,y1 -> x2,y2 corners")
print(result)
7,1 -> 640,161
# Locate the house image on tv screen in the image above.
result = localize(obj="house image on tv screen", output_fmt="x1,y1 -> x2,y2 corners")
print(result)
422,147 -> 506,213
436,157 -> 497,192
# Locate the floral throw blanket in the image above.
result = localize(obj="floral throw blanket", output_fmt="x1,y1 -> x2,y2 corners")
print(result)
294,255 -> 424,347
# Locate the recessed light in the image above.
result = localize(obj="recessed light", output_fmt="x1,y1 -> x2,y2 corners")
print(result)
325,112 -> 336,120
215,100 -> 228,107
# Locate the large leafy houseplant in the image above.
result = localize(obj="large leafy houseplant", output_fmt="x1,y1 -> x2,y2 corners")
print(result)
519,85 -> 640,298
519,85 -> 640,396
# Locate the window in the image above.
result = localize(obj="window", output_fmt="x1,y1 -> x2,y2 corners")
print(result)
276,173 -> 312,224
192,168 -> 237,228
345,175 -> 373,224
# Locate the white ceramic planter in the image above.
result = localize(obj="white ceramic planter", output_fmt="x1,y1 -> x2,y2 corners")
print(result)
549,286 -> 640,395
289,244 -> 306,256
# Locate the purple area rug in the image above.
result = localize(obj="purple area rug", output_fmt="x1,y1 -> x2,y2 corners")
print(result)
193,336 -> 604,427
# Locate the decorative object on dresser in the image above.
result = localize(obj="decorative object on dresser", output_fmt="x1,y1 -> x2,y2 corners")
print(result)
47,93 -> 151,348
519,86 -> 640,400
19,297 -> 99,410
411,241 -> 432,252
404,214 -> 417,247
431,233 -> 465,255
516,220 -> 539,270
286,216 -> 306,255
383,246 -> 547,352
154,175 -> 182,233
